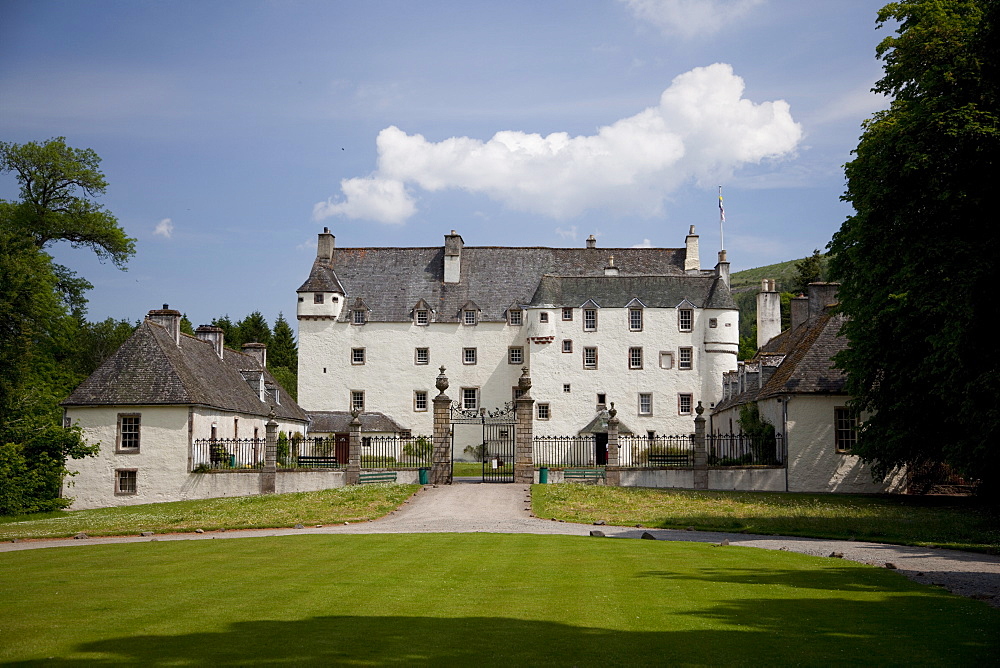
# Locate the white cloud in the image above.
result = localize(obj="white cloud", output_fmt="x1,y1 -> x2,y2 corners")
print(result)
632,239 -> 654,248
153,218 -> 174,239
315,63 -> 801,225
620,0 -> 765,39
555,225 -> 579,241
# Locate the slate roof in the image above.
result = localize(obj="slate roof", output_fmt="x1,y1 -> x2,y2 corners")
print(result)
713,311 -> 848,412
298,246 -> 732,322
307,411 -> 407,434
62,320 -> 308,423
530,275 -> 735,310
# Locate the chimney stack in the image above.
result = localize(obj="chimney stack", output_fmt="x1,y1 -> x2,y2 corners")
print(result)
790,294 -> 809,331
756,278 -> 781,348
807,282 -> 839,320
444,230 -> 464,283
317,227 -> 335,264
715,249 -> 730,288
242,342 -> 267,368
147,305 -> 182,346
586,234 -> 597,249
684,225 -> 700,272
195,325 -> 225,358
604,255 -> 619,276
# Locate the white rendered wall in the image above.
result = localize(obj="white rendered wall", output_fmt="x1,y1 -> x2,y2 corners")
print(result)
299,303 -> 738,438
65,405 -> 309,509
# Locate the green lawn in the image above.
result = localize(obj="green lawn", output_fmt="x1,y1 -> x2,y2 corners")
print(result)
532,485 -> 1000,553
0,485 -> 419,541
1,533 -> 996,665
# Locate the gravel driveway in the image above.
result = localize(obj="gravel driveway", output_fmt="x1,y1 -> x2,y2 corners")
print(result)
5,482 -> 998,607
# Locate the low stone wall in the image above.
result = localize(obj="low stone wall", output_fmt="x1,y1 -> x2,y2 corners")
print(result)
538,467 -> 785,491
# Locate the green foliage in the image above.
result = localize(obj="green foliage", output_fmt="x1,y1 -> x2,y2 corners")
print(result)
269,366 -> 298,402
829,0 -> 999,495
269,312 -> 297,370
793,249 -> 827,294
180,314 -> 195,336
402,437 -> 433,461
236,311 -> 271,347
463,443 -> 487,460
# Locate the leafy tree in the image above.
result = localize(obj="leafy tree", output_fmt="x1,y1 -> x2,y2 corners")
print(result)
829,0 -> 999,496
793,250 -> 826,294
236,311 -> 272,347
0,138 -> 133,514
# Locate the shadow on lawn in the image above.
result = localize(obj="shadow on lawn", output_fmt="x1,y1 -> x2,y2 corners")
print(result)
41,594 -> 1000,665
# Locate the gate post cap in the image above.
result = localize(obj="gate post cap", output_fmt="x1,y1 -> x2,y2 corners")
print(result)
435,366 -> 449,394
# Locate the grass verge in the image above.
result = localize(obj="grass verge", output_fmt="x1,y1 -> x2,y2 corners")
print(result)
0,485 -> 419,541
532,485 -> 1000,553
1,533 -> 997,665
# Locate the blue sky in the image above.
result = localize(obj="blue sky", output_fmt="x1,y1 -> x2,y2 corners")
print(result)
0,0 -> 891,328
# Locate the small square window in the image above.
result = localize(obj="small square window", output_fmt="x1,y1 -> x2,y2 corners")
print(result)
353,310 -> 366,325
351,348 -> 365,365
508,309 -> 523,326
462,387 -> 479,410
562,307 -> 573,321
629,308 -> 643,331
537,403 -> 550,420
709,318 -> 718,328
415,347 -> 429,365
463,348 -> 477,365
584,309 -> 597,331
659,352 -> 674,369
562,339 -> 573,353
597,393 -> 607,406
351,390 -> 365,412
540,312 -> 549,323
508,346 -> 523,365
679,347 -> 693,370
629,347 -> 643,370
678,393 -> 693,415
678,309 -> 693,332
583,347 -> 598,369
314,293 -> 324,304
563,383 -> 571,393
415,310 -> 429,325
639,393 -> 652,415
463,310 -> 477,326
414,391 -> 428,412
115,469 -> 137,495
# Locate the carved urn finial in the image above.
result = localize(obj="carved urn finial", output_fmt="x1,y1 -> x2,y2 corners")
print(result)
517,366 -> 532,394
435,366 -> 449,395
608,402 -> 617,420
350,407 -> 361,422
695,401 -> 704,416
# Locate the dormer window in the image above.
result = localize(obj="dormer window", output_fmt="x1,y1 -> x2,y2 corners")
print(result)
353,309 -> 366,325
678,308 -> 693,332
508,309 -> 523,326
415,309 -> 429,325
314,293 -> 324,304
584,309 -> 597,332
463,310 -> 477,326
629,308 -> 643,331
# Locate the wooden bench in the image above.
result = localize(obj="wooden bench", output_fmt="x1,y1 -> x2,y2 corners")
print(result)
358,471 -> 398,484
563,468 -> 605,483
648,453 -> 691,467
296,455 -> 339,468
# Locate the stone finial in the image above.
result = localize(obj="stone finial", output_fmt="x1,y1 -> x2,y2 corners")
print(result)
608,402 -> 617,419
695,401 -> 704,416
517,367 -> 532,395
435,366 -> 449,395
350,407 -> 361,423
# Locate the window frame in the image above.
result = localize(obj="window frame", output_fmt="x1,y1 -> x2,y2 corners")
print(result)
351,390 -> 365,412
508,309 -> 523,326
508,346 -> 524,365
462,387 -> 480,411
834,407 -> 858,453
583,308 -> 598,332
678,393 -> 693,415
414,390 -> 428,412
415,309 -> 429,326
463,309 -> 478,326
561,307 -> 573,321
638,393 -> 653,416
314,293 -> 324,304
536,403 -> 551,420
117,413 -> 141,452
562,339 -> 573,353
678,308 -> 693,332
115,468 -> 137,495
678,347 -> 693,371
659,351 -> 674,369
414,347 -> 430,365
352,309 -> 367,325
583,346 -> 598,369
351,347 -> 366,365
629,308 -> 643,332
628,347 -> 643,370
563,383 -> 571,393
463,347 -> 477,365
539,312 -> 550,323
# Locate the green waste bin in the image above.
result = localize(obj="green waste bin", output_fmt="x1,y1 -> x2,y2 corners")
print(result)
539,467 -> 549,484
418,468 -> 430,484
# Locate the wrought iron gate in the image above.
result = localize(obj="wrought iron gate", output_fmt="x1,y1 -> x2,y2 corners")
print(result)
451,402 -> 516,483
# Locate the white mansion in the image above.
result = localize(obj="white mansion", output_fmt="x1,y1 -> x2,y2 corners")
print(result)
296,227 -> 739,439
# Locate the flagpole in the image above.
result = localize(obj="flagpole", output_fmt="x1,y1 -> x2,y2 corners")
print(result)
718,185 -> 725,251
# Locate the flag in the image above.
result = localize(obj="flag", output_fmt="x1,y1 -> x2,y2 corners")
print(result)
718,187 -> 725,223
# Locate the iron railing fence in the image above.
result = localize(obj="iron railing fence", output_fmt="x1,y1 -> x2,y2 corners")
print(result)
532,435 -> 598,468
707,433 -> 784,466
362,435 -> 434,469
192,438 -> 265,470
619,434 -> 695,467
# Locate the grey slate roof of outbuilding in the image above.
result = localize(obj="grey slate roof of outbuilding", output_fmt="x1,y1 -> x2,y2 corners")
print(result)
713,311 -> 848,413
298,246 -> 733,322
62,320 -> 308,423
307,411 -> 407,434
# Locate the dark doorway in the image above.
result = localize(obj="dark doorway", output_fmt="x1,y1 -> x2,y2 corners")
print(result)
595,433 -> 608,466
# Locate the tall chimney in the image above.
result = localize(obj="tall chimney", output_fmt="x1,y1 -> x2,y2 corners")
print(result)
444,230 -> 464,283
790,294 -> 809,330
756,278 -> 781,348
715,249 -> 730,288
604,255 -> 619,276
684,225 -> 700,272
317,227 -> 335,264
147,305 -> 181,346
195,325 -> 225,358
242,342 -> 267,368
586,234 -> 597,249
807,282 -> 839,320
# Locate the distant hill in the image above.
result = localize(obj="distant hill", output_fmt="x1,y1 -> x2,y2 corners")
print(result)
729,254 -> 830,343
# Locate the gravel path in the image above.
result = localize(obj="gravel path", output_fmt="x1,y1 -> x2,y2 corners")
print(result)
5,482 -> 998,607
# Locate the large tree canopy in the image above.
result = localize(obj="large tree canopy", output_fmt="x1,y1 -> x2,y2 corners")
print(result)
829,0 -> 999,494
